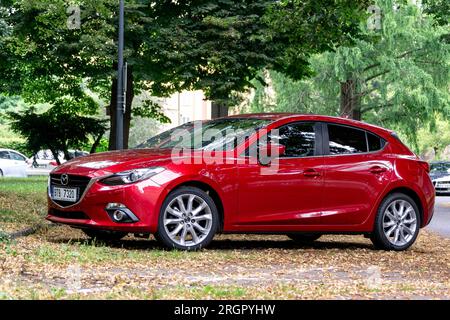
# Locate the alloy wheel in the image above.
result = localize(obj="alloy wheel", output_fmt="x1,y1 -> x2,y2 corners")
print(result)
163,193 -> 213,247
382,199 -> 417,246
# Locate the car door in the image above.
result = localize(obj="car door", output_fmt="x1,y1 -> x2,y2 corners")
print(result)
9,151 -> 28,177
0,150 -> 12,176
321,123 -> 392,225
236,121 -> 325,227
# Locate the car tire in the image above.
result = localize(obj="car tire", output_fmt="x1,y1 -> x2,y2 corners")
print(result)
0,169 -> 3,177
287,233 -> 321,243
82,229 -> 128,241
370,193 -> 421,251
155,186 -> 219,251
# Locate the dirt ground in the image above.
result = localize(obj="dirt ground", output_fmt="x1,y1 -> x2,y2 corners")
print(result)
1,225 -> 449,299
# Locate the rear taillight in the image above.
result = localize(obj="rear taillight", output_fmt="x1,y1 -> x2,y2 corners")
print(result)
418,161 -> 430,173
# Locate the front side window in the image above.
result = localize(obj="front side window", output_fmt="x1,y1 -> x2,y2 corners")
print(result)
271,122 -> 316,158
328,124 -> 367,155
0,151 -> 10,160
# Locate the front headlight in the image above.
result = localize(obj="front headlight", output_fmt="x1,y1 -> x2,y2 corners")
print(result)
100,167 -> 165,186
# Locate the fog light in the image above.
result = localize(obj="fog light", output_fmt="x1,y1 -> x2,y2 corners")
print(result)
112,210 -> 126,222
105,204 -> 140,223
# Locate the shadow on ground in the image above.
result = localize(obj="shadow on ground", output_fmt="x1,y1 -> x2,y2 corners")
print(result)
46,236 -> 375,251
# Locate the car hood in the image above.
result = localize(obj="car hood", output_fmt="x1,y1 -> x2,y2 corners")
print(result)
52,148 -> 175,177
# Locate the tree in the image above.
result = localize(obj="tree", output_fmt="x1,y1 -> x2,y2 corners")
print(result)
249,0 -> 449,145
0,0 -> 368,149
8,103 -> 107,164
143,0 -> 368,116
416,116 -> 450,159
323,0 -> 449,130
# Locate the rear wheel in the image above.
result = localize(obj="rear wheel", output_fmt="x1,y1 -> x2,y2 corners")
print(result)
287,233 -> 321,243
155,187 -> 219,250
371,193 -> 420,251
82,229 -> 127,241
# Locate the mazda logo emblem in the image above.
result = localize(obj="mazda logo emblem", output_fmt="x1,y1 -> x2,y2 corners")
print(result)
61,174 -> 69,186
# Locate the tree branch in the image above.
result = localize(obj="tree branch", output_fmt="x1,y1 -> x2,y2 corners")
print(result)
361,102 -> 393,113
364,69 -> 390,83
363,48 -> 425,72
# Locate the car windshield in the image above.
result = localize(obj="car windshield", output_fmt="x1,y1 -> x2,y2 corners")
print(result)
136,118 -> 270,151
430,163 -> 450,172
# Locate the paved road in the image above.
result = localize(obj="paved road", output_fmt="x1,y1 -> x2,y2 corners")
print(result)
26,168 -> 51,176
426,196 -> 450,238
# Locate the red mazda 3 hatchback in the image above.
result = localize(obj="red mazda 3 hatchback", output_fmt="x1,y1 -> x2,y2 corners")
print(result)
47,114 -> 434,251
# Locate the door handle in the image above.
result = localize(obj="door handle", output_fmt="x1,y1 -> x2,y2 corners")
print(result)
370,166 -> 387,174
303,169 -> 320,177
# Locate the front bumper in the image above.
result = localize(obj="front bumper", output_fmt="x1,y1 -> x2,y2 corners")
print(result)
46,178 -> 166,233
433,181 -> 450,195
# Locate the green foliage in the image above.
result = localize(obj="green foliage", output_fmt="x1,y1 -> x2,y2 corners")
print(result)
265,0 -> 370,81
0,0 -> 369,149
0,140 -> 30,156
423,0 -> 450,26
416,116 -> 450,158
248,0 -> 450,146
143,0 -> 368,103
8,106 -> 107,161
0,95 -> 25,124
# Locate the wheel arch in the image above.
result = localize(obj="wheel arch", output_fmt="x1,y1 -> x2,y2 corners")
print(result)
379,186 -> 425,227
167,180 -> 225,232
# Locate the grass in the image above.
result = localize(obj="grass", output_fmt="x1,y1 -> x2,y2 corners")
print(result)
0,177 -> 48,232
0,177 -> 47,194
0,178 -> 449,299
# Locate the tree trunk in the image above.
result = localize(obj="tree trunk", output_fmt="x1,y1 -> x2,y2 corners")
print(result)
90,132 -> 104,154
211,101 -> 229,119
340,79 -> 361,121
49,148 -> 61,165
123,66 -> 134,149
108,66 -> 134,150
108,78 -> 118,150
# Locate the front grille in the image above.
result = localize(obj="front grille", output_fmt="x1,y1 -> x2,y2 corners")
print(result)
50,174 -> 91,207
49,208 -> 89,220
435,181 -> 450,187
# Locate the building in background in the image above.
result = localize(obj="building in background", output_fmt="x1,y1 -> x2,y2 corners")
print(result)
161,90 -> 212,129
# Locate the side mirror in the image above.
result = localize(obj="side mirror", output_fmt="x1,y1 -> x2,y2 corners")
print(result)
258,142 -> 285,165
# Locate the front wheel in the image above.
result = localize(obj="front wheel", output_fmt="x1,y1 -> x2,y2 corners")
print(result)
155,187 -> 219,250
370,193 -> 420,251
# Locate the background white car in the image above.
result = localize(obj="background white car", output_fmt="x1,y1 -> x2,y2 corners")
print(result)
0,148 -> 29,177
433,175 -> 450,195
32,149 -> 90,169
32,149 -> 64,169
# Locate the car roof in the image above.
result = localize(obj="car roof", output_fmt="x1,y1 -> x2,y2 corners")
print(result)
0,149 -> 27,156
224,113 -> 393,136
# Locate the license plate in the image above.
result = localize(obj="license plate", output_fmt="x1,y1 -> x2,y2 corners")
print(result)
52,187 -> 78,202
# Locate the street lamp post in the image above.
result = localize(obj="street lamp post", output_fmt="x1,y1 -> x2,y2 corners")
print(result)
116,0 -> 125,150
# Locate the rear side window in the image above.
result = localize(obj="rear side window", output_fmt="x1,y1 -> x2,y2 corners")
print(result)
327,124 -> 367,155
367,132 -> 385,152
0,151 -> 10,159
10,152 -> 26,161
